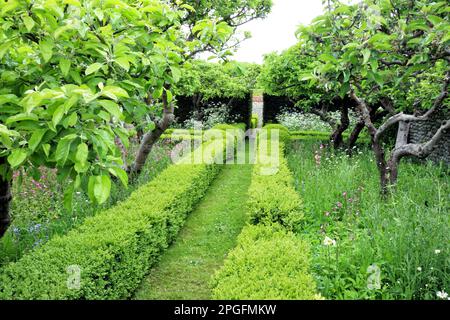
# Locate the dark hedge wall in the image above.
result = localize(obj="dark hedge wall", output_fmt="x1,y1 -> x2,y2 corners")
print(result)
263,95 -> 296,124
174,95 -> 252,127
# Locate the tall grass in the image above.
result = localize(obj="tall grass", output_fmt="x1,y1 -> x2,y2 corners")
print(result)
287,140 -> 449,300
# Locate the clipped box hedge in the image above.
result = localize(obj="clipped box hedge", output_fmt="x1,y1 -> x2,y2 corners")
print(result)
247,143 -> 303,231
0,140 -> 226,300
211,135 -> 320,300
211,224 -> 319,300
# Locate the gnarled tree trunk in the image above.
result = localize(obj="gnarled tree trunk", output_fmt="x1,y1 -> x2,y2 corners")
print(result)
350,70 -> 449,196
347,120 -> 365,152
129,89 -> 174,177
0,157 -> 12,238
330,104 -> 349,149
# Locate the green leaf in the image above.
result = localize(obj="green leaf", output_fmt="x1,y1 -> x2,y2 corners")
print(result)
6,113 -> 39,124
63,183 -> 74,211
74,142 -> 89,173
63,112 -> 78,128
85,63 -> 103,75
55,134 -> 77,165
362,49 -> 371,65
109,167 -> 128,188
115,56 -> 130,71
428,15 -> 444,26
23,15 -> 35,32
97,100 -> 124,121
170,66 -> 182,82
52,105 -> 65,127
153,87 -> 163,99
29,129 -> 47,152
42,144 -> 51,157
89,175 -> 111,204
39,39 -> 54,63
101,86 -> 129,100
59,58 -> 71,77
8,149 -> 28,168
166,89 -> 173,103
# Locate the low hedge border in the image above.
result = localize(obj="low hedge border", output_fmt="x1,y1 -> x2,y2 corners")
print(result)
0,139 -> 229,299
211,224 -> 320,300
211,134 -> 321,300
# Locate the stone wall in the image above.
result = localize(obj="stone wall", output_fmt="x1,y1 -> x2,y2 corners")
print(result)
408,108 -> 450,165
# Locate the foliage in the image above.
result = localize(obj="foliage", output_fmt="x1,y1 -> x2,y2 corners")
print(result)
211,224 -> 319,300
183,102 -> 242,129
258,43 -> 333,109
247,143 -> 302,230
135,162 -> 253,299
0,142 -> 172,266
262,124 -> 291,143
276,109 -> 358,132
174,60 -> 260,100
170,0 -> 272,58
297,0 -> 449,113
0,139 -> 229,299
0,0 -> 236,210
287,140 -> 450,300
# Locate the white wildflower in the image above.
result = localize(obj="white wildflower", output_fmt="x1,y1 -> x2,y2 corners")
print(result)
436,291 -> 448,300
417,267 -> 422,272
323,236 -> 336,246
435,249 -> 441,254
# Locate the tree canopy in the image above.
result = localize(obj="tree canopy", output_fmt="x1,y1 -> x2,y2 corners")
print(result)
275,0 -> 449,192
174,60 -> 260,100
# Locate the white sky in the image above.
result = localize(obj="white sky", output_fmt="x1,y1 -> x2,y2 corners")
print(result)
232,0 -> 325,64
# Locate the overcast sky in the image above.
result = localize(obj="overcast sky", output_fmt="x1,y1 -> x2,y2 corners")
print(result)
232,0 -> 325,64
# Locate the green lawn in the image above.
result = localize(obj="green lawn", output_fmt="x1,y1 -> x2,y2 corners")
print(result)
134,162 -> 253,300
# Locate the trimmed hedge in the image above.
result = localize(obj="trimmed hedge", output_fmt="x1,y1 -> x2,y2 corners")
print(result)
211,133 -> 320,300
262,124 -> 291,143
0,141 -> 226,300
211,224 -> 319,300
247,143 -> 303,230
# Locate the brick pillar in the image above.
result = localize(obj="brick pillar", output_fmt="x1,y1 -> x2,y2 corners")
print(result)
252,91 -> 264,128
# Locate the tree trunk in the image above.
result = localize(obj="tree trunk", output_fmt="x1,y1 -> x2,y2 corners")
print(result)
115,136 -> 128,170
350,90 -> 390,196
129,89 -> 174,177
395,120 -> 410,149
0,157 -> 12,238
347,120 -> 365,152
330,105 -> 349,149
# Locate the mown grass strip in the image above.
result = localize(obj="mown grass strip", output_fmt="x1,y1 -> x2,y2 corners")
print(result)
134,163 -> 253,300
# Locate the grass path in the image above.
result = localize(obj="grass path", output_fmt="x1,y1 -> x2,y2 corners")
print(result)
134,162 -> 253,300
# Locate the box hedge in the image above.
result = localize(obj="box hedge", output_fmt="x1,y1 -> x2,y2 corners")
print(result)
211,224 -> 319,300
0,140 -> 227,300
248,143 -> 304,230
211,133 -> 320,300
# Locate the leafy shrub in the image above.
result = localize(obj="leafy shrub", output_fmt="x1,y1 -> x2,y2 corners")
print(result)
182,102 -> 241,129
211,224 -> 320,300
211,136 -> 318,300
0,141 -> 227,299
262,124 -> 291,144
232,123 -> 247,131
0,143 -> 172,266
276,110 -> 359,132
247,145 -> 303,230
